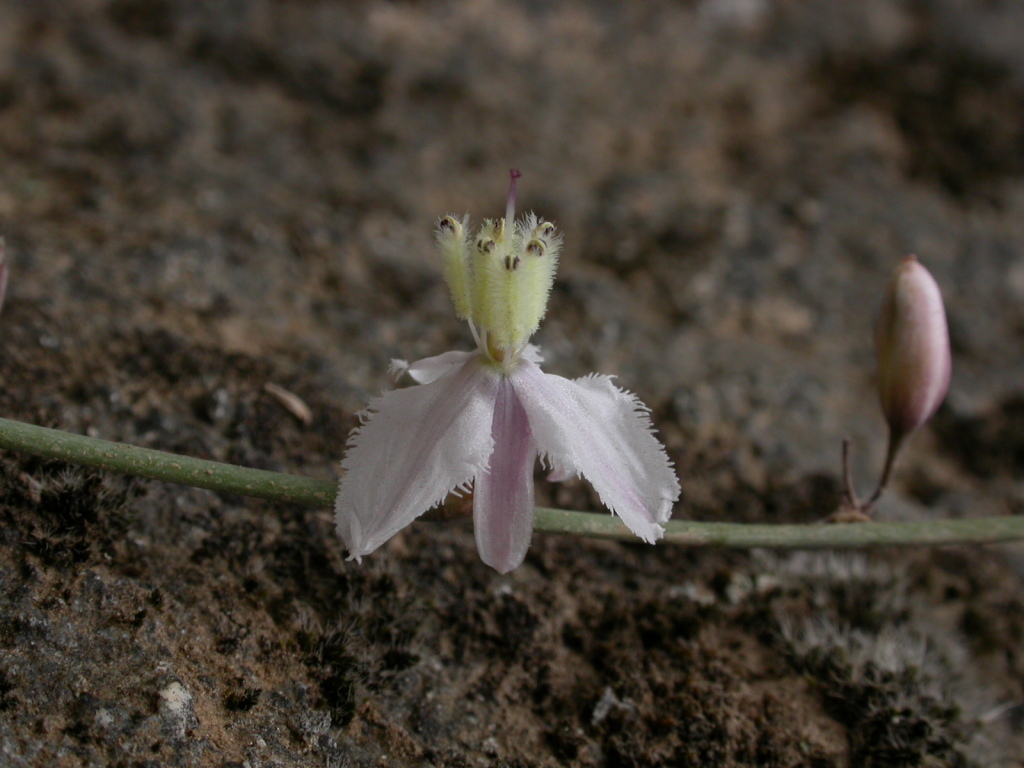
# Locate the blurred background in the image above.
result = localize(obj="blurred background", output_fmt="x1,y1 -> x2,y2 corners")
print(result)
1,1 -> 1023,766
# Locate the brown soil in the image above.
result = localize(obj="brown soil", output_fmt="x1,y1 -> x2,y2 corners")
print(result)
1,1 -> 1023,766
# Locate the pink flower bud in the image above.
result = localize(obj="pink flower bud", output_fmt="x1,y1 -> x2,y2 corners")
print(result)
875,255 -> 951,440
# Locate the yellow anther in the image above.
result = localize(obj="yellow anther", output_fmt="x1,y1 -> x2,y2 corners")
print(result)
436,214 -> 471,320
436,175 -> 563,367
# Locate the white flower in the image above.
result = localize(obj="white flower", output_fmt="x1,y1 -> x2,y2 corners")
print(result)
335,172 -> 681,572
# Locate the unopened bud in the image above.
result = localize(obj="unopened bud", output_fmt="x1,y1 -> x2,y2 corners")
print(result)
875,255 -> 951,439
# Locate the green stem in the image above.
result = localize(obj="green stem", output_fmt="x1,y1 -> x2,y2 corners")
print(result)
0,416 -> 336,507
0,416 -> 1021,549
541,507 -> 1024,548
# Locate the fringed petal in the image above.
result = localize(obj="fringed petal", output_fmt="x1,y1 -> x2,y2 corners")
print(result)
336,353 -> 499,559
473,377 -> 537,573
521,344 -> 544,365
511,359 -> 680,543
404,350 -> 478,384
388,359 -> 410,379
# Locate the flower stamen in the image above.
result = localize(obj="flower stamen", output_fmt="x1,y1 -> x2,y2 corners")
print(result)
437,172 -> 562,368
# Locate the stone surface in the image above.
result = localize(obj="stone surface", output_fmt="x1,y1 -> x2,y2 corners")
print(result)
1,1 -> 1023,765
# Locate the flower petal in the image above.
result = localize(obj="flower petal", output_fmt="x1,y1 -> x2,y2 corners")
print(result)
473,377 -> 537,573
511,360 -> 680,543
521,344 -> 544,365
398,350 -> 478,384
336,353 -> 499,559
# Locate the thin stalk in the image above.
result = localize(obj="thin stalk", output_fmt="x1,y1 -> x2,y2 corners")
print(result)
840,438 -> 858,509
0,416 -> 336,507
1,416 -> 1023,549
541,507 -> 1024,548
862,427 -> 904,512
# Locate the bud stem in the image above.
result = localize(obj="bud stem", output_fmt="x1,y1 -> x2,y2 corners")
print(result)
836,428 -> 907,520
861,427 -> 905,513
840,437 -> 858,510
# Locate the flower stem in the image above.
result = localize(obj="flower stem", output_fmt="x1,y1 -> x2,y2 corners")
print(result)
0,416 -> 336,507
0,416 -> 1021,549
540,507 -> 1024,548
861,427 -> 904,513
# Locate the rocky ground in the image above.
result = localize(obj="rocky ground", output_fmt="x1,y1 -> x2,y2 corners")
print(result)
1,1 -> 1024,765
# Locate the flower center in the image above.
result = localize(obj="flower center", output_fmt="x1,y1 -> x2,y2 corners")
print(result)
435,171 -> 563,366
